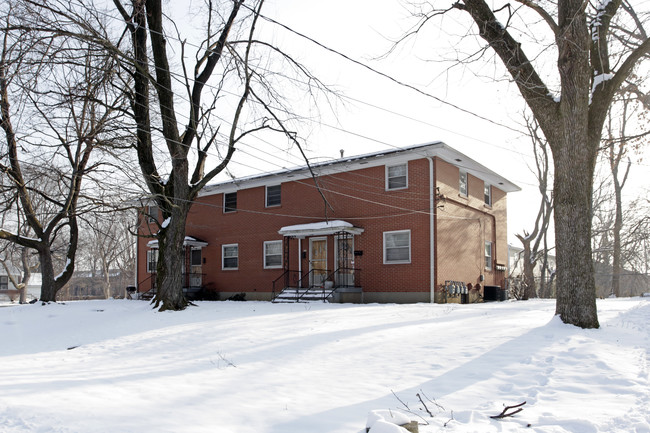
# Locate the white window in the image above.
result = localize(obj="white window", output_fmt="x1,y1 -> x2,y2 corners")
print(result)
459,171 -> 468,196
485,241 -> 493,270
146,205 -> 159,223
224,192 -> 237,213
264,240 -> 283,269
0,276 -> 8,291
386,163 -> 407,190
266,185 -> 281,207
484,182 -> 492,206
384,230 -> 411,264
146,249 -> 157,273
222,244 -> 239,269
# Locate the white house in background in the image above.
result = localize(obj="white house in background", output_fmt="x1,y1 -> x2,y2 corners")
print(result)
0,267 -> 41,302
507,244 -> 556,298
508,244 -> 650,297
507,244 -> 556,279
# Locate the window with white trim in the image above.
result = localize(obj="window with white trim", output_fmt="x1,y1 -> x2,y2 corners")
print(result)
386,163 -> 407,190
384,230 -> 411,264
222,244 -> 239,269
484,182 -> 492,206
224,192 -> 237,213
146,205 -> 159,223
485,241 -> 493,270
0,276 -> 8,291
264,240 -> 283,269
146,249 -> 157,273
266,185 -> 281,207
459,171 -> 468,196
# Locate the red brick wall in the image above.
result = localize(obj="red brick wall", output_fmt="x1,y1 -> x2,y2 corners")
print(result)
136,155 -> 509,302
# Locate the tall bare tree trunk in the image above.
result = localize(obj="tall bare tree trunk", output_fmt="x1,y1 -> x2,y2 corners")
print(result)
552,135 -> 599,327
38,248 -> 57,302
611,166 -> 625,297
154,190 -> 191,311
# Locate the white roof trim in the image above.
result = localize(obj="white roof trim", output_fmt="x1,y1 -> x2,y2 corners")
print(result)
199,141 -> 520,196
278,220 -> 364,237
147,236 -> 208,249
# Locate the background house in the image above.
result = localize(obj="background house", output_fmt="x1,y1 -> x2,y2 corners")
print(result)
0,267 -> 41,303
57,269 -> 135,301
136,142 -> 520,303
508,244 -> 650,298
507,244 -> 556,298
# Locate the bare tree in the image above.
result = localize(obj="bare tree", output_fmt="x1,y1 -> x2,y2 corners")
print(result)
0,4 -> 127,302
601,83 -> 647,296
515,116 -> 554,300
104,0 -> 330,310
622,198 -> 650,280
78,209 -> 136,299
402,0 -> 650,327
4,0 -> 330,311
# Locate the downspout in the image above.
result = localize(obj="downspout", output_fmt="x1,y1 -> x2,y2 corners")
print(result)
134,210 -> 139,298
298,237 -> 302,288
427,157 -> 436,303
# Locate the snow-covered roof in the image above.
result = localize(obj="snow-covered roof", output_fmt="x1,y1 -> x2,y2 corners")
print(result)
278,220 -> 364,237
200,141 -> 521,196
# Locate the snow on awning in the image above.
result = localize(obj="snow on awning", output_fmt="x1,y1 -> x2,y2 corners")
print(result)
278,220 -> 364,238
147,236 -> 208,249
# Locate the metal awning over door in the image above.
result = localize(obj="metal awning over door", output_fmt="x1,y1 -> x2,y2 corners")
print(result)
278,220 -> 364,238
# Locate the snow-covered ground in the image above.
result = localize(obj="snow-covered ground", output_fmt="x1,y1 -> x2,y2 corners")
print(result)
1,298 -> 649,433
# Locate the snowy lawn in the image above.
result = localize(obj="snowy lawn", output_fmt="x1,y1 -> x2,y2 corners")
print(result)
1,298 -> 649,433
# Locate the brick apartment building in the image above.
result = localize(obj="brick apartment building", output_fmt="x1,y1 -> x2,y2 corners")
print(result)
136,141 -> 520,303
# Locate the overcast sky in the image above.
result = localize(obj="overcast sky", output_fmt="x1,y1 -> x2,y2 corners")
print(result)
180,0 -> 649,245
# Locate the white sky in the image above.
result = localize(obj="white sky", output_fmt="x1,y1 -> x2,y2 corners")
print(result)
179,0 -> 649,245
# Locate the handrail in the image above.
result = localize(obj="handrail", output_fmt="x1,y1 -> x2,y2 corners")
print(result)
272,267 -> 361,302
298,269 -> 319,288
272,269 -> 319,301
136,274 -> 157,300
272,270 -> 290,299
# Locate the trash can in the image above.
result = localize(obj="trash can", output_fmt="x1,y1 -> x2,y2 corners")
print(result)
484,285 -> 500,302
